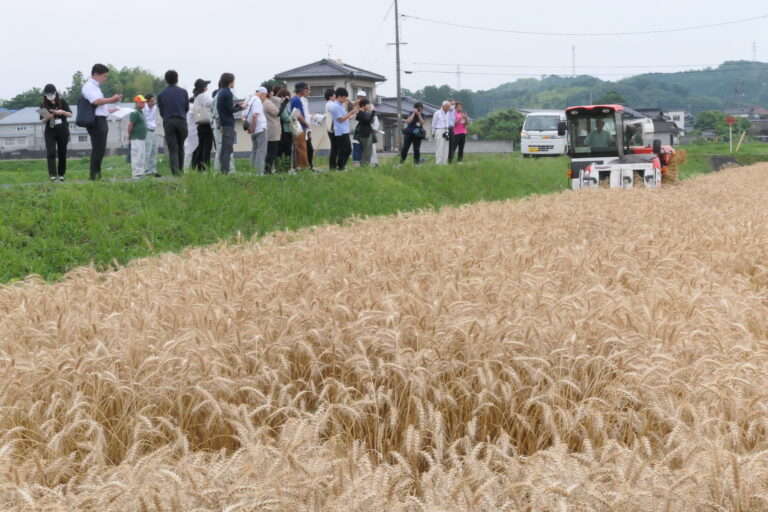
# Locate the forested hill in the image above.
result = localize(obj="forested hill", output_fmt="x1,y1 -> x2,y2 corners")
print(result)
409,61 -> 768,117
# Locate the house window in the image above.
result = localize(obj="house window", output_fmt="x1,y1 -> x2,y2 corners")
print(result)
5,139 -> 14,146
78,135 -> 88,143
309,84 -> 334,97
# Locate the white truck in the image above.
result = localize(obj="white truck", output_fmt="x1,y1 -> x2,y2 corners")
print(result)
520,110 -> 568,157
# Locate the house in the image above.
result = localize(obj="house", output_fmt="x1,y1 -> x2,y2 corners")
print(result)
274,58 -> 386,103
0,104 -> 165,157
634,108 -> 682,145
724,106 -> 768,119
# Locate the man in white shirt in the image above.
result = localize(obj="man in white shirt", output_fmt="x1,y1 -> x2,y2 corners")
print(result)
143,94 -> 160,177
324,88 -> 338,170
247,86 -> 268,174
432,101 -> 452,164
81,63 -> 121,180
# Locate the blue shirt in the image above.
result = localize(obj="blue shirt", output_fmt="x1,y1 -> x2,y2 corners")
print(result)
157,85 -> 189,120
290,96 -> 307,131
332,101 -> 350,135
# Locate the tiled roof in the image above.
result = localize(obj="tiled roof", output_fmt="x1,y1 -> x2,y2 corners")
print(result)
374,97 -> 440,116
275,59 -> 386,82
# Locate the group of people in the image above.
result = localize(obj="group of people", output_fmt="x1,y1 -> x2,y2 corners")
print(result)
402,99 -> 469,166
39,63 -> 473,182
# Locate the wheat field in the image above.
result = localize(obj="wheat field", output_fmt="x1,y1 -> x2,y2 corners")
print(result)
1,164 -> 767,511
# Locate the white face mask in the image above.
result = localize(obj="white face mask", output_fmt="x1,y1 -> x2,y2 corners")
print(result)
45,94 -> 56,101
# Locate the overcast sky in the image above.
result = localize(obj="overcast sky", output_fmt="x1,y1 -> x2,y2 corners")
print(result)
2,0 -> 766,106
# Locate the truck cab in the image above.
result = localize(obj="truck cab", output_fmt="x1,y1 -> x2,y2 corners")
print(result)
563,104 -> 671,190
520,110 -> 568,157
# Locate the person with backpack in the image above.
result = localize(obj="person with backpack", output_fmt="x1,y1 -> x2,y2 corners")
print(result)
39,84 -> 72,182
81,63 -> 121,180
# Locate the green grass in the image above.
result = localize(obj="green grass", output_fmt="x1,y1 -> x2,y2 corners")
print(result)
0,153 -> 569,283
2,143 -> 766,284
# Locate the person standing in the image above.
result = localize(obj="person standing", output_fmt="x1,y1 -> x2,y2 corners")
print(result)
215,72 -> 245,174
143,94 -> 161,177
276,88 -> 293,171
263,87 -> 281,173
400,102 -> 426,165
82,63 -> 121,180
247,87 -> 268,174
447,98 -> 457,163
190,79 -> 213,170
452,102 -> 469,163
432,101 -> 452,165
351,90 -> 366,166
324,88 -> 338,170
127,95 -> 149,179
300,85 -> 315,170
211,86 -> 235,174
157,70 -> 189,176
355,98 -> 375,167
40,84 -> 72,182
290,82 -> 310,170
331,87 -> 358,171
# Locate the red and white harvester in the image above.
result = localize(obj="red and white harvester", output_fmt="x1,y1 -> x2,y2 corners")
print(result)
559,104 -> 681,189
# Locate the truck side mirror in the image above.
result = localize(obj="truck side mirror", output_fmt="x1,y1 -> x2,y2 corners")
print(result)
557,121 -> 567,136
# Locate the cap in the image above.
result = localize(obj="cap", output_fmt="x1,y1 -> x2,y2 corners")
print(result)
43,84 -> 57,94
357,90 -> 367,97
134,94 -> 147,103
194,78 -> 210,89
255,86 -> 268,94
294,81 -> 308,92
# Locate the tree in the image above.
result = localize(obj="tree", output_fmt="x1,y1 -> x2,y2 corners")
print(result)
262,79 -> 286,92
694,110 -> 751,139
467,108 -> 525,142
63,71 -> 86,104
596,90 -> 627,105
3,88 -> 43,109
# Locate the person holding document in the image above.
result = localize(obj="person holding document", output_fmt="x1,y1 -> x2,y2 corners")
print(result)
39,84 -> 72,182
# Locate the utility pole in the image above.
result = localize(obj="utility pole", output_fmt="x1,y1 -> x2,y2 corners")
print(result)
457,64 -> 461,90
572,45 -> 576,77
394,0 -> 403,150
753,40 -> 758,62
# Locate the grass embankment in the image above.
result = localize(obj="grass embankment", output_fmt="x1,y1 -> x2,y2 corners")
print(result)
0,154 -> 567,283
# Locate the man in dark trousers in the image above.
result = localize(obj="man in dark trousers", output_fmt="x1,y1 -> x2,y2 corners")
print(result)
157,70 -> 189,175
81,63 -> 121,180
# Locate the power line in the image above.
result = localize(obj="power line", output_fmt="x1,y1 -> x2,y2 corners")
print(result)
404,66 -> 768,78
412,62 -> 717,69
401,12 -> 768,37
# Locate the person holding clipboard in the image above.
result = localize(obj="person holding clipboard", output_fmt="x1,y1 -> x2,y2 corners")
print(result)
39,84 -> 72,182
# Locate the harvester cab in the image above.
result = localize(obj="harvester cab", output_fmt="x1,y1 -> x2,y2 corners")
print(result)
560,104 -> 676,190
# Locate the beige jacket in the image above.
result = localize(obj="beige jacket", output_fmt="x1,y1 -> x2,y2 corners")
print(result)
264,97 -> 281,142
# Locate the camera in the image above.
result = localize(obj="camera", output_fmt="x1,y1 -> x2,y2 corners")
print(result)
442,130 -> 451,140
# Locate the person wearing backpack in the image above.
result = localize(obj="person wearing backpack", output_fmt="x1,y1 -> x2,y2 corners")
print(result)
81,63 -> 121,180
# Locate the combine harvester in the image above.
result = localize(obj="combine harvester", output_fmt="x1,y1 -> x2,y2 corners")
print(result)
559,104 -> 683,189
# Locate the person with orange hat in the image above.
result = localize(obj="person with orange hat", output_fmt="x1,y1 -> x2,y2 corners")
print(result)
128,95 -> 150,179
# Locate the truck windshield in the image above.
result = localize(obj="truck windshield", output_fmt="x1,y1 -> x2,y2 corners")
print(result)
523,115 -> 561,131
568,116 -> 619,156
